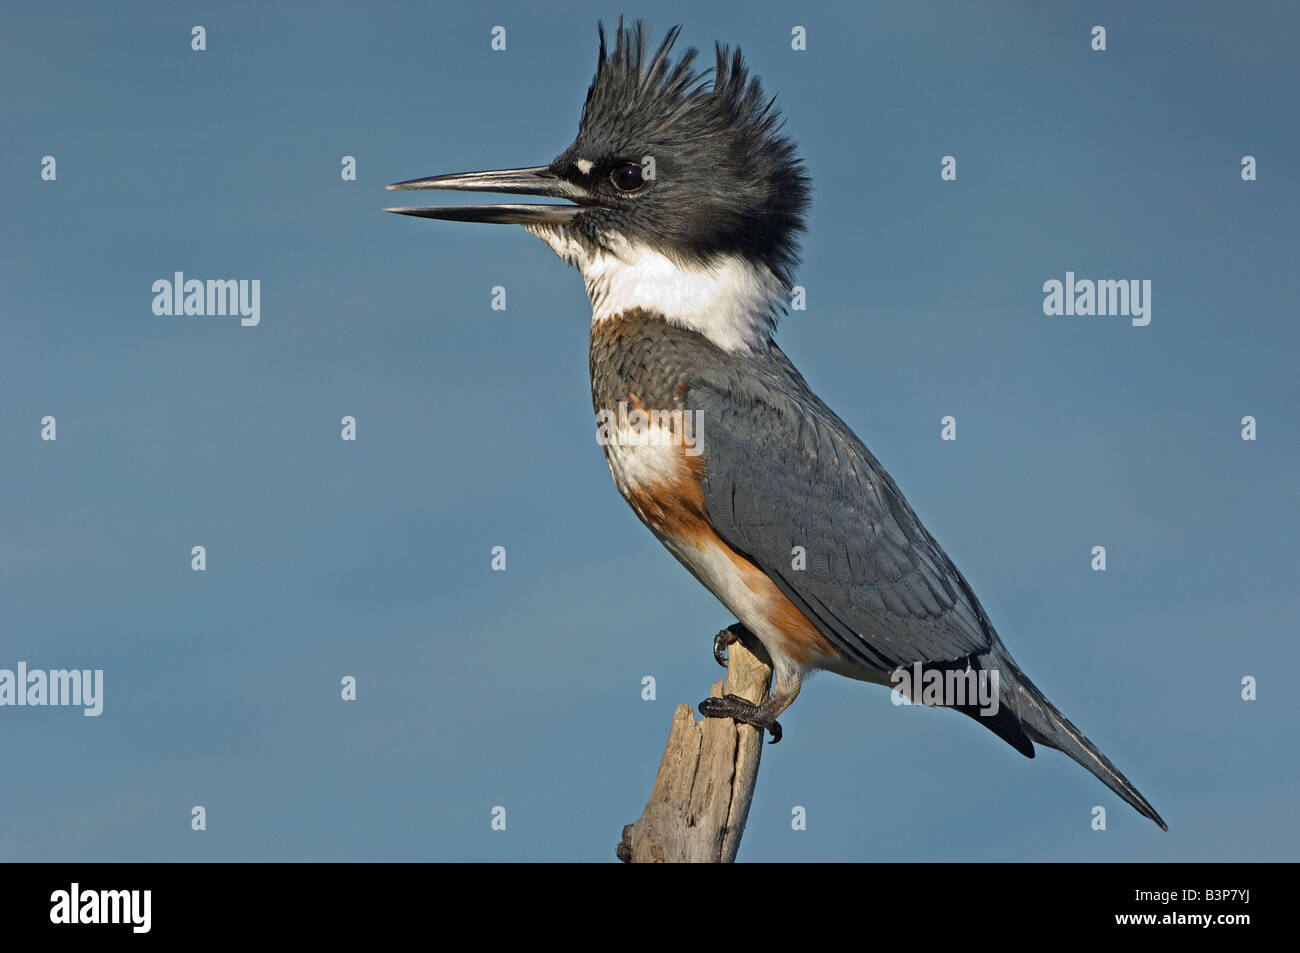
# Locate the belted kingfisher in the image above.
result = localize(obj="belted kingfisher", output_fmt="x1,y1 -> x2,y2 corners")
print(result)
386,21 -> 1166,831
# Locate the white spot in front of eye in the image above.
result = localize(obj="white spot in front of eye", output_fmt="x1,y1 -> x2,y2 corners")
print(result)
576,158 -> 594,175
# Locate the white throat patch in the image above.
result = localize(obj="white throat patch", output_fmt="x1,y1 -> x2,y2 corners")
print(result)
525,227 -> 784,352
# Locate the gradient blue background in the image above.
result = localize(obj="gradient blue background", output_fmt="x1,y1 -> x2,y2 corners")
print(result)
2,0 -> 1297,861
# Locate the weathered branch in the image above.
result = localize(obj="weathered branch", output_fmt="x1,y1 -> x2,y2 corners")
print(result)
617,629 -> 774,863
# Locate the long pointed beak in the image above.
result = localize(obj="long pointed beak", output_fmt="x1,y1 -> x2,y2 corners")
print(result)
384,166 -> 600,225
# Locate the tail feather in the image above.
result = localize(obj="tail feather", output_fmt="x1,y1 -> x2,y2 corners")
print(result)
1003,660 -> 1168,831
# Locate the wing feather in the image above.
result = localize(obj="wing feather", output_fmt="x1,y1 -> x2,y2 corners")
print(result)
690,351 -> 999,673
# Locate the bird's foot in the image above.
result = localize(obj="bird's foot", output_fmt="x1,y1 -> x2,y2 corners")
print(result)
698,693 -> 783,744
712,626 -> 741,667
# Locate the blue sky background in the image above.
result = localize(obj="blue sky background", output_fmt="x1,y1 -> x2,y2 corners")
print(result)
2,0 -> 1297,861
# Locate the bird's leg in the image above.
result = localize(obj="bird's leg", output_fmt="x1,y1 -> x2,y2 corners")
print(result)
699,667 -> 801,745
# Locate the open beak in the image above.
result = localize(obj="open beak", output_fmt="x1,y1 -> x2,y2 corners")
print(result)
384,166 -> 600,225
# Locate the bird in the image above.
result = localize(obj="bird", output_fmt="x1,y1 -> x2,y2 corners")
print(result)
385,20 -> 1167,831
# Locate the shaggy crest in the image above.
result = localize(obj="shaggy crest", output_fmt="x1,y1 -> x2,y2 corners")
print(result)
555,20 -> 810,287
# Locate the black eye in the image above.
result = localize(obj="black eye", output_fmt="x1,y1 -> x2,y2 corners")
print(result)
610,162 -> 645,192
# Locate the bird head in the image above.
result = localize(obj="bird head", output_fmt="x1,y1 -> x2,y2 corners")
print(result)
386,21 -> 810,290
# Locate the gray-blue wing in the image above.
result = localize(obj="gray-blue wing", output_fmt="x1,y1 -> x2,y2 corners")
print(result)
691,354 -> 1175,822
690,364 -> 999,673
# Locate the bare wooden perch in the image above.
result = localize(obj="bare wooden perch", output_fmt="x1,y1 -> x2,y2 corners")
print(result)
617,629 -> 774,863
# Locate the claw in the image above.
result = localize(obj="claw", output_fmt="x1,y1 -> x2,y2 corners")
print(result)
698,693 -> 783,744
712,628 -> 739,667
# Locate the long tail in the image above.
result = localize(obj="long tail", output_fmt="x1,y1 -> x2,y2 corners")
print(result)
1002,660 -> 1167,831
